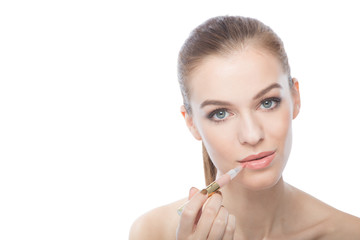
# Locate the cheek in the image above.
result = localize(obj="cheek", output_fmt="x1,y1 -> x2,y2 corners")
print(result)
197,121 -> 236,166
263,105 -> 293,163
265,110 -> 292,141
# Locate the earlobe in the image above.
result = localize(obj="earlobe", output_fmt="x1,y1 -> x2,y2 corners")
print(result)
291,78 -> 301,119
180,105 -> 202,141
293,104 -> 300,119
180,105 -> 186,119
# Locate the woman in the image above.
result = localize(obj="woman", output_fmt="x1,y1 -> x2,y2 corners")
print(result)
130,16 -> 360,240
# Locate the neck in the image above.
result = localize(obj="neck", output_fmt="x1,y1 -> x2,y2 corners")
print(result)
221,176 -> 293,239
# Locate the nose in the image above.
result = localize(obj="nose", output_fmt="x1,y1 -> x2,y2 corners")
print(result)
237,113 -> 264,146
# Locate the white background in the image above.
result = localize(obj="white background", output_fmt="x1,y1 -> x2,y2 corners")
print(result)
1,0 -> 360,239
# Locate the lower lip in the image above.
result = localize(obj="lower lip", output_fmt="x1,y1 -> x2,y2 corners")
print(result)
241,152 -> 276,170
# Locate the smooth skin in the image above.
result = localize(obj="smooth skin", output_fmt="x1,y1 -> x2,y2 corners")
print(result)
129,47 -> 360,240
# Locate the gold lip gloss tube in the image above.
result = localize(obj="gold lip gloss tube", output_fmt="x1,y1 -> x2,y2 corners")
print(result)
177,166 -> 242,215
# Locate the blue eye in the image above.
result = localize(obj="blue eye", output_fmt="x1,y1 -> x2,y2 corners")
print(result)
260,98 -> 281,110
208,109 -> 230,121
214,110 -> 228,119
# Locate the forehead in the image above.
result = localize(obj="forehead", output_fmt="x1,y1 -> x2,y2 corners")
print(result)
188,48 -> 289,104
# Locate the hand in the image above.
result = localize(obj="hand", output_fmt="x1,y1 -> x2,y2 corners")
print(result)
176,187 -> 236,240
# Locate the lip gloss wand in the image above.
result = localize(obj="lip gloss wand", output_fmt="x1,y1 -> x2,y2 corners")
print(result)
177,166 -> 242,215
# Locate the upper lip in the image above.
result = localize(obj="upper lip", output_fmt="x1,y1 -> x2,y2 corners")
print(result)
239,151 -> 276,163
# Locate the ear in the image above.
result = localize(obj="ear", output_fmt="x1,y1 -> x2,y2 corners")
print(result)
180,105 -> 202,141
291,78 -> 301,119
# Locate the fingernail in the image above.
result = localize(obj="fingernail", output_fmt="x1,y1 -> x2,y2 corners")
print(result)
200,189 -> 208,195
177,200 -> 189,216
214,190 -> 222,196
208,190 -> 222,197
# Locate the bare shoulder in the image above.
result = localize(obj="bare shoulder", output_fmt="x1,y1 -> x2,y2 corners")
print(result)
129,198 -> 185,240
289,185 -> 360,239
320,206 -> 360,239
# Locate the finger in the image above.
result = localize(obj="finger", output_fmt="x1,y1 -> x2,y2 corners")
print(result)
189,187 -> 199,200
193,192 -> 223,239
189,187 -> 202,226
207,206 -> 228,240
176,187 -> 201,215
222,214 -> 236,240
177,189 -> 208,238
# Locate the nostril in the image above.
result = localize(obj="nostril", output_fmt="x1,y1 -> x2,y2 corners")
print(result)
238,132 -> 264,146
236,114 -> 264,145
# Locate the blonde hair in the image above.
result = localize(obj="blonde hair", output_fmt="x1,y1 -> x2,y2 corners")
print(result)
178,16 -> 292,185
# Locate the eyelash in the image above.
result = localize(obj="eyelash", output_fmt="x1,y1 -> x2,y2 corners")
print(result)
207,97 -> 282,123
207,108 -> 230,123
258,97 -> 282,111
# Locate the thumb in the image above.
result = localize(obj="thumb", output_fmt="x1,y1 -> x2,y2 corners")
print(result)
188,187 -> 200,200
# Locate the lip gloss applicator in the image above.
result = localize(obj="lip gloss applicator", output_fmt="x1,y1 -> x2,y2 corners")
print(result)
177,166 -> 242,215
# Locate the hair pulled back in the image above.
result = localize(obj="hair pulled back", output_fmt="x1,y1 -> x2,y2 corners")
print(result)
177,16 -> 292,185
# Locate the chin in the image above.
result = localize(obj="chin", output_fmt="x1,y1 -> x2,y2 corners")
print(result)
240,168 -> 283,191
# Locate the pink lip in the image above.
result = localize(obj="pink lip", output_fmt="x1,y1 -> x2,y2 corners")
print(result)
239,151 -> 276,170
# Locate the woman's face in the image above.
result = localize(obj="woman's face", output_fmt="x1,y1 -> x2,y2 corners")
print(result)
183,47 -> 300,190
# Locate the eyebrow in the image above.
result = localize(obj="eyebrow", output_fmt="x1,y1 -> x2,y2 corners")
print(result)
200,99 -> 233,108
200,83 -> 283,109
253,83 -> 282,100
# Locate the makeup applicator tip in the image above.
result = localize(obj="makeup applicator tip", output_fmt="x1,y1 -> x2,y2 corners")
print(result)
228,166 -> 242,180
